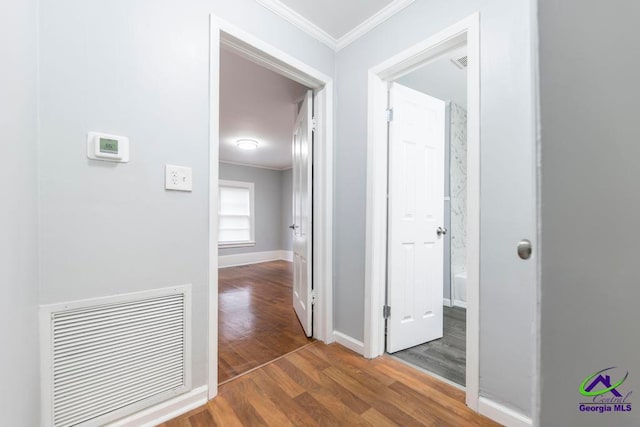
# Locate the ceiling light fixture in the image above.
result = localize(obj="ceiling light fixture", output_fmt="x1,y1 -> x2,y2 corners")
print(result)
236,139 -> 259,150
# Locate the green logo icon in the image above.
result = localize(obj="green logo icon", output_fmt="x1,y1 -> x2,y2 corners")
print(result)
580,367 -> 628,397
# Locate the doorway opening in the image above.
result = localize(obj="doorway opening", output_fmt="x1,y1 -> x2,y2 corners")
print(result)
209,16 -> 334,400
388,43 -> 469,388
364,13 -> 480,409
217,48 -> 314,384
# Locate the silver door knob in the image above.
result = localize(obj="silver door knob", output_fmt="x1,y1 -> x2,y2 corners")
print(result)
437,226 -> 448,236
517,239 -> 532,260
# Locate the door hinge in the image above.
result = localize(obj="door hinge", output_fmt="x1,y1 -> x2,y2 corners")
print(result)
383,305 -> 391,319
311,290 -> 317,306
312,116 -> 317,133
386,108 -> 394,122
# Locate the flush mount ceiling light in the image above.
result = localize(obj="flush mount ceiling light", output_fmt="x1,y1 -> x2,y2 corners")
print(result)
236,139 -> 259,150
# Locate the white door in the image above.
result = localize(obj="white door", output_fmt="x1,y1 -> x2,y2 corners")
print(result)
386,83 -> 446,353
292,90 -> 313,337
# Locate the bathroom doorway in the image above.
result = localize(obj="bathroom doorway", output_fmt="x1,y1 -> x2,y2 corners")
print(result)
363,15 -> 481,407
384,43 -> 469,387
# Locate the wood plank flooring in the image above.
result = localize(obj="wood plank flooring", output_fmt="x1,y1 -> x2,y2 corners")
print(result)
218,260 -> 312,384
162,342 -> 500,426
392,306 -> 466,386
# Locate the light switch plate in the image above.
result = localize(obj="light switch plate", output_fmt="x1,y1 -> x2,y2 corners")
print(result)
165,165 -> 193,192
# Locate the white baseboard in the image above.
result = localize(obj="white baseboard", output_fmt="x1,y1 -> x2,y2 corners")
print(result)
108,385 -> 208,427
333,331 -> 365,355
444,298 -> 467,308
280,250 -> 293,262
478,396 -> 532,427
453,299 -> 467,309
218,250 -> 293,268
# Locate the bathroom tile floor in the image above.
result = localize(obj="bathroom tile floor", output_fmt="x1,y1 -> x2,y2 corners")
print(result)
390,306 -> 466,386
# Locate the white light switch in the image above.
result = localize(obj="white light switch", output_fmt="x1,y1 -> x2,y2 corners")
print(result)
165,165 -> 193,192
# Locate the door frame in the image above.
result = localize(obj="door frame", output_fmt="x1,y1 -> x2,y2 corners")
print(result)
208,15 -> 334,399
363,13 -> 480,410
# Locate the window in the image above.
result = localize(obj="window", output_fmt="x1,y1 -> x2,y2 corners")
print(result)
218,180 -> 255,248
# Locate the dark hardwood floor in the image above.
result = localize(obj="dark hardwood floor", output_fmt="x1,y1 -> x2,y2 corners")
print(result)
162,342 -> 499,426
391,306 -> 466,386
218,260 -> 313,384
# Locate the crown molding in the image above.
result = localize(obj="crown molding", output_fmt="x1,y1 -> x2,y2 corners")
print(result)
220,160 -> 292,171
256,0 -> 338,50
256,0 -> 415,52
336,0 -> 415,50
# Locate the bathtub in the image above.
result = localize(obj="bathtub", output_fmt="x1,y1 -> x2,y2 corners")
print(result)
453,271 -> 467,308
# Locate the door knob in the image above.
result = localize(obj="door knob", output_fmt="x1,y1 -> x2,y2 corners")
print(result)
289,224 -> 296,230
517,239 -> 532,260
436,226 -> 447,236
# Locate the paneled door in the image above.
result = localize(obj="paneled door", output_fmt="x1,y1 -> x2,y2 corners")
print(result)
386,83 -> 446,353
292,90 -> 313,337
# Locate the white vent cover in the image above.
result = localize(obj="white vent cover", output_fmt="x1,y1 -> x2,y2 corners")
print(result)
40,285 -> 191,427
450,55 -> 468,69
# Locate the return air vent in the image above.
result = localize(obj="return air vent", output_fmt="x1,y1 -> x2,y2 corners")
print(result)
451,55 -> 468,69
40,285 -> 191,427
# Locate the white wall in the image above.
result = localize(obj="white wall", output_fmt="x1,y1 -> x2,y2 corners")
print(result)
333,0 -> 538,416
0,0 -> 40,424
539,1 -> 640,426
37,0 -> 334,392
219,163 -> 292,255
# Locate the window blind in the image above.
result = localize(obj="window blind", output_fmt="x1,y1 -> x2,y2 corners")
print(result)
219,183 -> 253,244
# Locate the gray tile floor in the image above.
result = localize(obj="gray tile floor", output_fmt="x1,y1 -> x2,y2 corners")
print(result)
390,306 -> 466,386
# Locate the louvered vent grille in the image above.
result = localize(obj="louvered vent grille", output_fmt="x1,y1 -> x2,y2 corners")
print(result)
450,55 -> 468,69
43,288 -> 190,427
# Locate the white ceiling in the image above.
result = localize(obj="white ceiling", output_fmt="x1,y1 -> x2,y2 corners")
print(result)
279,0 -> 393,39
256,0 -> 415,50
398,45 -> 468,107
220,49 -> 308,170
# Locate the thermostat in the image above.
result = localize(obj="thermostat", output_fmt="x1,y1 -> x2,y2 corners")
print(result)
87,132 -> 130,163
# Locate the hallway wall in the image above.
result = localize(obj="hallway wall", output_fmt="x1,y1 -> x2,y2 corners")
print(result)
37,0 -> 334,391
539,1 -> 640,426
0,0 -> 40,423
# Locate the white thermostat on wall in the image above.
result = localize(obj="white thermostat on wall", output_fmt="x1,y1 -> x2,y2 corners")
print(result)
87,132 -> 130,163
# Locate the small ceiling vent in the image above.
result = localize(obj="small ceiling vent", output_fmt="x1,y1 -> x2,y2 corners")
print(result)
451,55 -> 468,69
